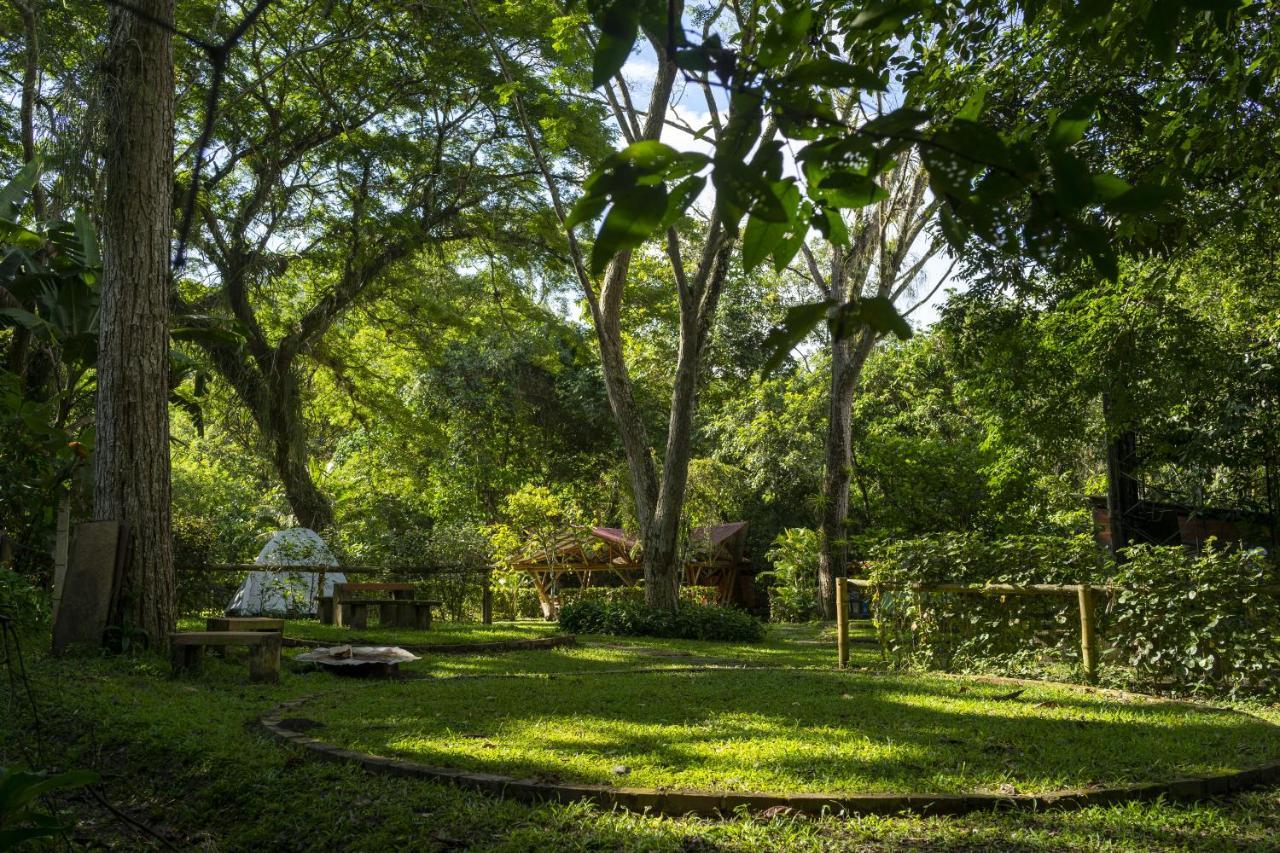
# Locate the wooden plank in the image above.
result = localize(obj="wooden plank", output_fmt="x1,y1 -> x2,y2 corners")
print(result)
170,631 -> 278,646
206,617 -> 284,632
846,579 -> 1113,596
835,577 -> 850,669
177,564 -> 470,575
52,521 -> 125,655
335,582 -> 414,593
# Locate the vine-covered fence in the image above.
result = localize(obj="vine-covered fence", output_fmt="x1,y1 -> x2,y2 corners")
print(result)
841,537 -> 1280,699
837,577 -> 1108,681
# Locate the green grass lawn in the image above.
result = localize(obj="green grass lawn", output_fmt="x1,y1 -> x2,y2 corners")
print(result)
304,668 -> 1280,795
5,622 -> 1280,851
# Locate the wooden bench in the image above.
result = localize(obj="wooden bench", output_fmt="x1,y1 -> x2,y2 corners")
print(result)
321,583 -> 440,630
169,631 -> 282,683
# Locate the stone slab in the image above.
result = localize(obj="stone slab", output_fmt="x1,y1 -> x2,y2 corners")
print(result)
52,521 -> 125,655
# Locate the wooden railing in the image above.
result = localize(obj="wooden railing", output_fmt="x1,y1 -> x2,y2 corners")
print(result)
175,563 -> 494,624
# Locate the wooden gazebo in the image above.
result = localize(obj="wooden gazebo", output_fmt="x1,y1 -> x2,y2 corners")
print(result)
509,523 -> 757,617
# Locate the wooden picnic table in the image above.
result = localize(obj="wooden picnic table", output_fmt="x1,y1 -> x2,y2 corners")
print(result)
320,582 -> 440,630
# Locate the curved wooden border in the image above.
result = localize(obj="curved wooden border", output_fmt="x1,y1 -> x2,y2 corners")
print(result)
283,634 -> 576,654
259,671 -> 1280,818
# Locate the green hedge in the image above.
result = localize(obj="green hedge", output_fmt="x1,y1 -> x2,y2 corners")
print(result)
558,585 -> 719,608
1112,543 -> 1280,699
558,599 -> 764,642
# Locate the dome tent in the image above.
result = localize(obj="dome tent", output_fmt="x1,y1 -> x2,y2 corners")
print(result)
225,528 -> 346,617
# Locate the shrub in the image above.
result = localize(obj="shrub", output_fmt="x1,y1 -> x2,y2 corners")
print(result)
762,527 -> 819,622
1111,543 -> 1280,699
558,599 -> 764,642
558,585 -> 719,608
0,569 -> 47,627
865,533 -> 1109,675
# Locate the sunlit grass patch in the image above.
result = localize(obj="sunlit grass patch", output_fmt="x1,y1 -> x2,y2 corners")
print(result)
306,668 -> 1280,796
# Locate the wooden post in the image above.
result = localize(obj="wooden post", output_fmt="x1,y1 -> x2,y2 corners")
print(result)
248,634 -> 282,684
835,576 -> 849,669
1077,583 -> 1099,684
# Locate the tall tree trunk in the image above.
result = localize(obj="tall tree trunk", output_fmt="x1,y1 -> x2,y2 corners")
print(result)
1103,393 -> 1139,560
639,232 -> 732,611
94,0 -> 176,646
817,327 -> 877,618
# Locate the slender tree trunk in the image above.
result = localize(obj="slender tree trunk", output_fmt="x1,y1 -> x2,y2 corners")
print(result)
593,251 -> 661,539
817,326 -> 877,618
94,0 -> 176,646
6,0 -> 43,382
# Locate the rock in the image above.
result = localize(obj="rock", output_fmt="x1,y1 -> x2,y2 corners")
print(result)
611,765 -> 631,776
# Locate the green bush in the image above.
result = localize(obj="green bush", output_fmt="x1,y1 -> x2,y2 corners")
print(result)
762,527 -> 818,622
1112,543 -> 1280,699
558,598 -> 764,642
865,533 -> 1109,675
558,585 -> 719,608
0,569 -> 47,626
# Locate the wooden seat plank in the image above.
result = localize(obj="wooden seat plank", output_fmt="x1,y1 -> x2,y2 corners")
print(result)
171,630 -> 280,645
169,631 -> 282,683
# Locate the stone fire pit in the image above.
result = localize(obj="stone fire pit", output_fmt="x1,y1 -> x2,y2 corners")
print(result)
294,644 -> 420,678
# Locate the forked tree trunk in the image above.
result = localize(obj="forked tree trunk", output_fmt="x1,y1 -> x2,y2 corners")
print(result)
267,369 -> 334,531
94,0 -> 176,646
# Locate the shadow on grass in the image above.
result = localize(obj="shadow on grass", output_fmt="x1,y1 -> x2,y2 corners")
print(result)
306,668 -> 1280,796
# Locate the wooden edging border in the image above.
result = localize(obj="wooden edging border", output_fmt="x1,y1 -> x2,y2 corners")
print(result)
258,669 -> 1280,818
281,634 -> 577,655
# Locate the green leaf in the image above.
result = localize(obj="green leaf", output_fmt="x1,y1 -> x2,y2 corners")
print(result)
1048,98 -> 1096,148
820,173 -> 889,208
617,140 -> 682,171
956,88 -> 986,122
589,183 -> 668,276
742,213 -> 788,274
860,108 -> 930,137
787,58 -> 885,91
591,3 -> 638,88
659,175 -> 706,229
1103,182 -> 1180,214
856,295 -> 912,340
0,160 -> 39,220
761,300 -> 834,375
566,193 -> 609,228
1091,173 -> 1133,201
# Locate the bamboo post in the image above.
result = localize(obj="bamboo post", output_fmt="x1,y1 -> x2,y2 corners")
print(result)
1077,583 -> 1099,684
835,576 -> 849,669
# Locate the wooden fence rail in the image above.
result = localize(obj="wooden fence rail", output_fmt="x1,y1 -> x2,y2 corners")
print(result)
176,564 -> 493,624
176,563 -> 483,576
838,576 -> 1280,681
